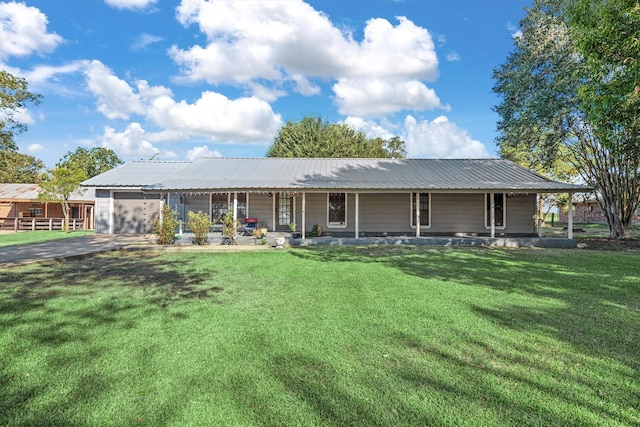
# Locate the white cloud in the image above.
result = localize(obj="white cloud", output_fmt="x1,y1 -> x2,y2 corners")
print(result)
84,60 -> 145,119
0,1 -> 63,60
81,60 -> 282,144
27,143 -> 45,153
446,51 -> 461,62
403,115 -> 490,158
100,123 -> 160,159
131,33 -> 163,50
343,116 -> 395,140
146,91 -> 282,142
104,0 -> 157,10
334,78 -> 443,117
171,1 -> 442,116
186,145 -> 222,161
507,22 -> 522,39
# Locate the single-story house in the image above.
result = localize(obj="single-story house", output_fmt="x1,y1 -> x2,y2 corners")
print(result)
0,183 -> 95,231
81,157 -> 589,239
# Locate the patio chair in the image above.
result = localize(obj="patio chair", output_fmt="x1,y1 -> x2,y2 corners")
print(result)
241,218 -> 258,236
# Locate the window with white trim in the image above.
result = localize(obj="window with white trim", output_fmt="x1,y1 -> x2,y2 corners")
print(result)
328,193 -> 346,226
411,193 -> 430,227
485,193 -> 505,228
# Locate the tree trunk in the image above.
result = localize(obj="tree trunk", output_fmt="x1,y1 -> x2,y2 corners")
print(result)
569,126 -> 640,240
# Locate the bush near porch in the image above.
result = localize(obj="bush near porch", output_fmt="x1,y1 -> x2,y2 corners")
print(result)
0,247 -> 638,426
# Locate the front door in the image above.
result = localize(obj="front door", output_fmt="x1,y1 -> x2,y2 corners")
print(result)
276,193 -> 292,231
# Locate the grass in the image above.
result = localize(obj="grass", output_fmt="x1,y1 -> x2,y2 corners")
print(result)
541,221 -> 640,239
0,246 -> 638,426
0,230 -> 94,247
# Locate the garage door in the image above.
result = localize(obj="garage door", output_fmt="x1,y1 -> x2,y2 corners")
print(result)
113,192 -> 160,234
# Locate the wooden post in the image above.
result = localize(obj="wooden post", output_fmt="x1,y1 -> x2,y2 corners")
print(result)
49,218 -> 53,230
355,193 -> 359,239
568,192 -> 573,239
32,218 -> 35,231
302,193 -> 306,240
416,192 -> 421,238
490,192 -> 495,238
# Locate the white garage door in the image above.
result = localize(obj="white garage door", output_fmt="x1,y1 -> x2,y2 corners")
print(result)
113,192 -> 160,234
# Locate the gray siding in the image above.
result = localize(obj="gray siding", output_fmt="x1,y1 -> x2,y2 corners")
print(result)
247,193 -> 273,229
95,189 -> 111,234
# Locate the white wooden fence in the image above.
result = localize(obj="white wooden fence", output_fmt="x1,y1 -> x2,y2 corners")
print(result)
0,217 -> 88,231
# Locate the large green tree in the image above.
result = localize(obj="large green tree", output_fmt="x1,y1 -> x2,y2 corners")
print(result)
0,150 -> 45,183
267,116 -> 406,158
0,70 -> 42,151
569,0 -> 640,154
57,147 -> 123,179
38,165 -> 88,232
492,0 -> 640,239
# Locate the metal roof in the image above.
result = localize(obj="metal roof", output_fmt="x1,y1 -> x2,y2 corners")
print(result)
81,158 -> 589,192
0,183 -> 95,201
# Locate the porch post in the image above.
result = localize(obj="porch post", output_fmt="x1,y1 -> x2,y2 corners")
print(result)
490,192 -> 496,238
567,192 -> 573,239
302,193 -> 306,239
272,193 -> 276,232
233,191 -> 238,224
416,192 -> 421,238
355,192 -> 359,239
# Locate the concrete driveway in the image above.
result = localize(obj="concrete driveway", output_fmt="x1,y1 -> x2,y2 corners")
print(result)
0,234 -> 154,268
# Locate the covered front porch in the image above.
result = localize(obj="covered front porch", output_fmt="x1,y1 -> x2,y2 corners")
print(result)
163,189 -> 582,241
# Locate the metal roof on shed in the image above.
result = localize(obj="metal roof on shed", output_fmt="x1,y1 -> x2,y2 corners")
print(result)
81,158 -> 589,192
0,183 -> 95,201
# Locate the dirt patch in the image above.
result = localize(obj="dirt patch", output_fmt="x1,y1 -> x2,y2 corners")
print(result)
579,238 -> 640,251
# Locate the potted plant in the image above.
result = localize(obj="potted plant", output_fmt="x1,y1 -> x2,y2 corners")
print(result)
254,222 -> 268,239
289,222 -> 301,239
274,234 -> 286,248
308,223 -> 323,237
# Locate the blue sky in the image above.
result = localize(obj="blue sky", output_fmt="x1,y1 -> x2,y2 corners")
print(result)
1,0 -> 530,168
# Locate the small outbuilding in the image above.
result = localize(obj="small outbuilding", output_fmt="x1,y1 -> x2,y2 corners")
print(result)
81,157 -> 588,240
0,183 -> 95,231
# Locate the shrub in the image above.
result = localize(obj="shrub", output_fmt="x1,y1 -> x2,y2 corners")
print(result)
187,210 -> 212,245
152,204 -> 179,245
221,212 -> 241,245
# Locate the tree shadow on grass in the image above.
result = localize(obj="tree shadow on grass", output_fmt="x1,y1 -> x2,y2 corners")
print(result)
0,252 -> 223,426
291,246 -> 640,407
295,247 -> 640,424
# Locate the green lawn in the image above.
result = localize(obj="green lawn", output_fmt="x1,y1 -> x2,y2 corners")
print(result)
0,230 -> 94,247
0,247 -> 638,426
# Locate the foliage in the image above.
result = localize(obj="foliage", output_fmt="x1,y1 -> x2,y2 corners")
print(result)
288,223 -> 296,232
186,210 -> 211,245
152,203 -> 179,245
221,212 -> 240,245
492,0 -> 640,238
57,147 -> 123,179
0,70 -> 42,151
0,150 -> 45,183
37,166 -> 88,232
267,116 -> 406,158
0,247 -> 638,425
569,0 -> 640,153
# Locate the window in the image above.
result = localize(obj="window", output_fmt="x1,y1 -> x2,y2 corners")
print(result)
28,208 -> 43,217
485,193 -> 505,228
411,193 -> 430,227
328,193 -> 346,226
211,194 -> 228,223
